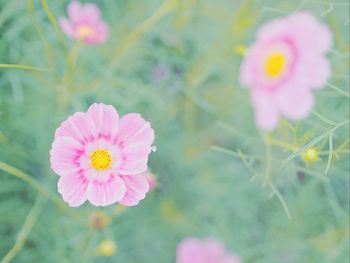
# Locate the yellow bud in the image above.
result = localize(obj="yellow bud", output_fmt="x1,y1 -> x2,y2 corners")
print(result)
303,148 -> 320,161
96,240 -> 117,257
234,45 -> 247,56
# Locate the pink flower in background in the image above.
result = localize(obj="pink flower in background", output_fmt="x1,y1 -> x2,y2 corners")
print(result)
240,12 -> 332,131
145,170 -> 158,191
59,1 -> 109,45
176,238 -> 241,263
50,103 -> 155,207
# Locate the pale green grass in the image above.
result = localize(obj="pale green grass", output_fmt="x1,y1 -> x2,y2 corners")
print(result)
0,0 -> 349,262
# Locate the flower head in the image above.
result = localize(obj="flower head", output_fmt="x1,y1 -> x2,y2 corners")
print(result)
240,12 -> 332,131
96,240 -> 117,256
50,103 -> 155,207
59,1 -> 109,45
176,238 -> 241,263
303,147 -> 320,161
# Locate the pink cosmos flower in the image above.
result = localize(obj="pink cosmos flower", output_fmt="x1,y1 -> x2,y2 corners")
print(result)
59,1 -> 109,45
240,12 -> 332,131
50,103 -> 155,207
176,238 -> 241,263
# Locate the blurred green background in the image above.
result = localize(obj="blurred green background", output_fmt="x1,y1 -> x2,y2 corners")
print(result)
0,0 -> 349,262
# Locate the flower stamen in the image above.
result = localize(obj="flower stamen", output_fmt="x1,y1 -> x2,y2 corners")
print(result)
77,25 -> 94,39
90,149 -> 112,171
265,52 -> 286,78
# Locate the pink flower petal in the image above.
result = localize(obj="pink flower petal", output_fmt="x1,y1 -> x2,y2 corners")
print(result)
252,90 -> 280,131
55,112 -> 97,143
177,238 -> 205,263
58,172 -> 88,207
295,55 -> 331,89
67,0 -> 83,23
59,17 -> 75,38
176,238 -> 241,263
275,85 -> 314,120
119,144 -> 152,175
86,103 -> 119,140
81,3 -> 101,23
288,12 -> 332,54
257,17 -> 287,43
239,45 -> 256,88
202,239 -> 227,258
119,174 -> 150,206
84,22 -> 109,45
87,174 -> 126,206
223,255 -> 242,263
50,137 -> 83,177
117,113 -> 154,147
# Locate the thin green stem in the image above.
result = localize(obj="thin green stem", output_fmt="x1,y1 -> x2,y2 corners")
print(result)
327,82 -> 350,98
0,161 -> 68,211
312,110 -> 337,126
325,132 -> 333,175
267,136 -> 299,151
268,182 -> 291,219
110,0 -> 177,67
0,64 -> 49,72
1,194 -> 46,263
262,134 -> 272,187
28,0 -> 56,72
41,0 -> 67,53
0,161 -> 87,222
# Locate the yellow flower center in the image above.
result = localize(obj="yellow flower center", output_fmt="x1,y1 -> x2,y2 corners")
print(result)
77,25 -> 94,39
303,148 -> 319,161
265,52 -> 286,78
90,149 -> 112,171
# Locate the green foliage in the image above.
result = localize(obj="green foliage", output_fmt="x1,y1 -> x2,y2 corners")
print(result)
0,0 -> 349,262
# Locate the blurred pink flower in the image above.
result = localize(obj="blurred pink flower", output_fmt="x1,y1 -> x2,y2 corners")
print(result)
50,103 -> 155,207
145,170 -> 158,191
176,238 -> 241,263
240,12 -> 332,131
59,1 -> 109,45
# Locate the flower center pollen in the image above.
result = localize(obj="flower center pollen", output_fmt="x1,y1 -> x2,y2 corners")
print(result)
77,25 -> 94,39
90,149 -> 112,171
265,53 -> 286,78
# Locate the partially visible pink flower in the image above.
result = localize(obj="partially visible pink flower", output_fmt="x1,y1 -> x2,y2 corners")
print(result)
59,1 -> 109,45
240,12 -> 332,131
50,103 -> 155,207
176,238 -> 241,263
145,170 -> 158,191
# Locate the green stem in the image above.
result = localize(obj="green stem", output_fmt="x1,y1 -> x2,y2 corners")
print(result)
110,0 -> 177,67
0,161 -> 66,211
1,195 -> 46,263
41,0 -> 67,53
0,161 -> 88,222
0,64 -> 49,72
28,0 -> 56,72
